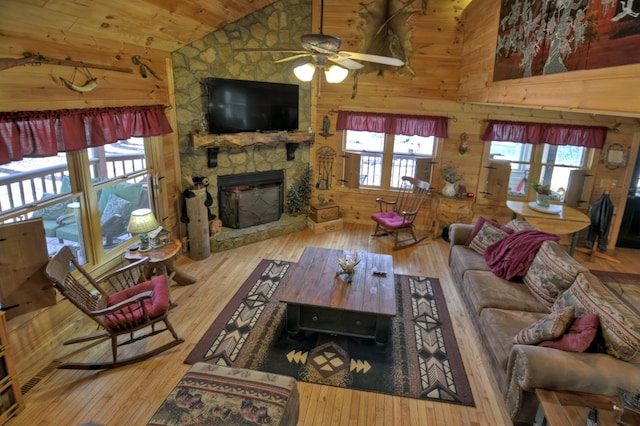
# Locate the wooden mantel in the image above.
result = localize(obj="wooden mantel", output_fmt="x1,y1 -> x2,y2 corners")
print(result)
191,131 -> 315,150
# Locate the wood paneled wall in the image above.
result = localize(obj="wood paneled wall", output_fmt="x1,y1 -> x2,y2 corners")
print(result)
310,0 -> 639,251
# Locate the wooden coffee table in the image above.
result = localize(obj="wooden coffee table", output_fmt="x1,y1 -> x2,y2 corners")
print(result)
280,246 -> 395,344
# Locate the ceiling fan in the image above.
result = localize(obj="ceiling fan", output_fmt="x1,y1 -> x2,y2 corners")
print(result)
234,0 -> 404,83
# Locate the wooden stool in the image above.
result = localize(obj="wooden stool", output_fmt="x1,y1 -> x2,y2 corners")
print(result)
147,363 -> 299,425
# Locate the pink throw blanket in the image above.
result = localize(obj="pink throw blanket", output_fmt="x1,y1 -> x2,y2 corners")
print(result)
483,229 -> 560,280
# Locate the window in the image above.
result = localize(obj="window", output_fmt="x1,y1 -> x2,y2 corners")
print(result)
487,141 -> 592,201
344,130 -> 435,189
0,138 -> 154,265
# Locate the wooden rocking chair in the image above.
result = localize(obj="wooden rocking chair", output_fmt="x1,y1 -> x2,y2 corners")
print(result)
45,246 -> 184,370
371,176 -> 431,250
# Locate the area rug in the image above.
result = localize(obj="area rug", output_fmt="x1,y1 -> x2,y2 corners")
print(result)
185,259 -> 475,407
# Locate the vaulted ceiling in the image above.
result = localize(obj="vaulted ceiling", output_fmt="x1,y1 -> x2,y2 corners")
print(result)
1,0 -> 277,52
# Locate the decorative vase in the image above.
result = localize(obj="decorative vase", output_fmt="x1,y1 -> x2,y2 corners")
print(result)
536,193 -> 550,207
442,181 -> 457,198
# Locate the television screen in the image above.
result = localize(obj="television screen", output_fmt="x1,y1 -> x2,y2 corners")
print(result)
206,78 -> 299,134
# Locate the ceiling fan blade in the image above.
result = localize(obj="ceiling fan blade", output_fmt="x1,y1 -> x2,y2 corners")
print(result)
273,53 -> 313,64
234,48 -> 307,54
327,56 -> 364,70
337,51 -> 404,66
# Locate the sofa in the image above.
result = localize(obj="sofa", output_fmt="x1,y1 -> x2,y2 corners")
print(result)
448,218 -> 640,425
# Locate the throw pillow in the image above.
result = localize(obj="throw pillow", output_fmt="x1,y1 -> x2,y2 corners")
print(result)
30,193 -> 69,220
469,222 -> 509,255
504,218 -> 535,232
539,314 -> 600,352
101,194 -> 132,226
553,272 -> 640,363
523,240 -> 589,307
514,306 -> 575,345
465,216 -> 514,246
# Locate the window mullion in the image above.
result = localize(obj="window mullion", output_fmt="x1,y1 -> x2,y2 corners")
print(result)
381,134 -> 395,189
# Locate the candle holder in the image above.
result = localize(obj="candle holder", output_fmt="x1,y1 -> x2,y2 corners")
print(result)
336,252 -> 360,283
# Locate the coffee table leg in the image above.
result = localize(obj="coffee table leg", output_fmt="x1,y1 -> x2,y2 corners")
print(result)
375,316 -> 390,345
286,304 -> 300,335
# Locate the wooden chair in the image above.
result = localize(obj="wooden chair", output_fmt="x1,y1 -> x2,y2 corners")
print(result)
45,246 -> 183,370
371,176 -> 431,250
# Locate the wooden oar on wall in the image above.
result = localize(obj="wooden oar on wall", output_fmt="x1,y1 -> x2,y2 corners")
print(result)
0,53 -> 133,74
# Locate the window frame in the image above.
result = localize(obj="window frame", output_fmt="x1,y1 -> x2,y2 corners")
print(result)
0,137 -> 159,266
343,130 -> 438,190
480,140 -> 595,203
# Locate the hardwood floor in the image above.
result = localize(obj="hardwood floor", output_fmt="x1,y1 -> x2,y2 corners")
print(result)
11,223 -> 640,425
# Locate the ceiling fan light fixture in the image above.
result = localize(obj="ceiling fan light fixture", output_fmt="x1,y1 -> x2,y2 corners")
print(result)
293,63 -> 316,82
325,65 -> 348,83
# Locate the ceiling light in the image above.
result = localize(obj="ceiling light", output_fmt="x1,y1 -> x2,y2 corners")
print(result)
293,63 -> 316,82
324,65 -> 348,83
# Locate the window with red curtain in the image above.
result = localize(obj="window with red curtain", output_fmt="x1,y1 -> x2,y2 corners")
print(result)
0,104 -> 172,165
336,110 -> 449,138
481,120 -> 607,149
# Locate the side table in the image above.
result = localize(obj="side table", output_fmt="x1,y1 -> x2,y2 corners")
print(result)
534,388 -> 618,426
124,238 -> 197,286
433,194 -> 474,239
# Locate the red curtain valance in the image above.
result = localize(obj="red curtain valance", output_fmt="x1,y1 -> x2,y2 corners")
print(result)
481,120 -> 607,149
0,104 -> 173,165
336,111 -> 448,138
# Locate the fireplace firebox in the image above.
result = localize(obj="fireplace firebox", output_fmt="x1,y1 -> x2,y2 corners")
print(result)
218,170 -> 284,229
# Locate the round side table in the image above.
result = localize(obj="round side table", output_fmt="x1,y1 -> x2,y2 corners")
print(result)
124,238 -> 197,285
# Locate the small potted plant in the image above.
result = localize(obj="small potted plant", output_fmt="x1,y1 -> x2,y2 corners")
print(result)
441,164 -> 463,197
531,182 -> 552,207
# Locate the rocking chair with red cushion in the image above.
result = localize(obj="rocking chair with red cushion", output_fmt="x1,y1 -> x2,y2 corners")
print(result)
371,176 -> 431,250
45,246 -> 183,370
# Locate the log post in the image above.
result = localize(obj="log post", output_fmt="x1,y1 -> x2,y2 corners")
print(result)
185,188 -> 210,260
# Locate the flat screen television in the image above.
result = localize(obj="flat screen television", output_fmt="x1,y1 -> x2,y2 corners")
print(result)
205,77 -> 299,134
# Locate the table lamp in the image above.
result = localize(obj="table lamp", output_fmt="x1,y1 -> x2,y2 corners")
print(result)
127,208 -> 159,252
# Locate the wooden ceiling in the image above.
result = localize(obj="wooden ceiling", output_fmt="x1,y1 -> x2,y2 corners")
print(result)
1,0 -> 277,52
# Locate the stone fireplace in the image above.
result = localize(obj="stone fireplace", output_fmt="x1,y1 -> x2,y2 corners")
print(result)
218,170 -> 284,229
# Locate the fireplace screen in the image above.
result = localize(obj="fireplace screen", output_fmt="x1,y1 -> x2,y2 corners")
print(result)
218,170 -> 284,229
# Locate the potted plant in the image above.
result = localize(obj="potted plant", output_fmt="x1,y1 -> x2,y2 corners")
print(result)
531,182 -> 552,207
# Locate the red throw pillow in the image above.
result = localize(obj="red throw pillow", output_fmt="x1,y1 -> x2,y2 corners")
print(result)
538,314 -> 600,352
465,216 -> 513,246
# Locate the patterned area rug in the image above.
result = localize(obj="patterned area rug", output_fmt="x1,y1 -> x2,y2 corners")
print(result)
186,259 -> 475,406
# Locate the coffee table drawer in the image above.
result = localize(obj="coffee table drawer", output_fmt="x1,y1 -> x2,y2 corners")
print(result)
299,306 -> 377,337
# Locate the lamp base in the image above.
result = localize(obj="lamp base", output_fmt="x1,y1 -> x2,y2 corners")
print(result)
138,233 -> 151,252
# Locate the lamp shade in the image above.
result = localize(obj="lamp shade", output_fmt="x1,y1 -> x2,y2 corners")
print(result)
293,63 -> 316,82
325,65 -> 348,83
127,208 -> 159,234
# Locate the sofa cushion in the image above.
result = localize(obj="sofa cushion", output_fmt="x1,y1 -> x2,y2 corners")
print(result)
505,218 -> 535,232
553,272 -> 640,363
539,314 -> 599,352
465,216 -> 514,246
514,306 -> 575,345
101,194 -> 132,225
479,308 -> 545,374
523,240 -> 589,307
462,270 -> 549,315
449,245 -> 491,279
469,222 -> 508,255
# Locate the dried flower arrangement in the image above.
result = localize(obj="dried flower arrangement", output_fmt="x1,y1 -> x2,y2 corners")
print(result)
531,182 -> 551,195
441,164 -> 463,184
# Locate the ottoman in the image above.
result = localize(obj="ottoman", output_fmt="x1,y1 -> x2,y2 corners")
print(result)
147,363 -> 299,425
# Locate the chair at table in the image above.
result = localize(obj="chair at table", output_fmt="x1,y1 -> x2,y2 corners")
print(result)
371,176 -> 431,250
45,246 -> 183,370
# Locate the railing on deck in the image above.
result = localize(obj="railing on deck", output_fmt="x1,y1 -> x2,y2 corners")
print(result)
0,154 -> 145,215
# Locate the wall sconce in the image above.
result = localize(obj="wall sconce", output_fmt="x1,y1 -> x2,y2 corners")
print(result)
127,208 -> 159,252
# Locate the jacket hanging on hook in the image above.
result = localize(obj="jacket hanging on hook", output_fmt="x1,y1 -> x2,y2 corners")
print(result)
585,192 -> 614,253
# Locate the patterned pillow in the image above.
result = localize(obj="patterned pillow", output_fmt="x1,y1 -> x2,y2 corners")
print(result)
514,306 -> 575,345
465,216 -> 514,246
469,222 -> 508,255
101,194 -> 132,225
30,193 -> 69,220
539,314 -> 599,352
553,272 -> 640,363
523,240 -> 589,307
505,218 -> 535,232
